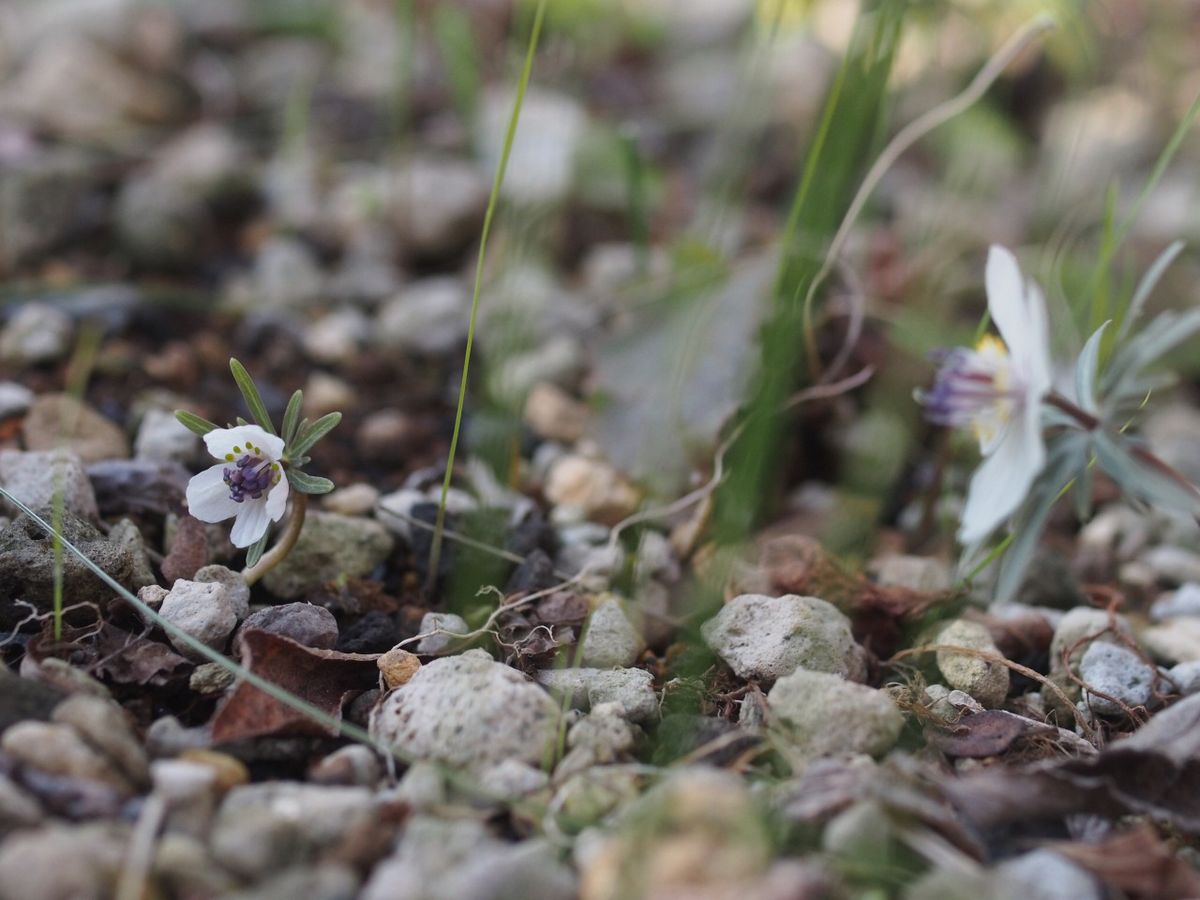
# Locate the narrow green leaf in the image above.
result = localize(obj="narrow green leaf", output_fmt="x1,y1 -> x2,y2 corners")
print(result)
281,390 -> 304,445
290,412 -> 341,457
245,530 -> 270,568
1074,320 -> 1108,414
286,469 -> 335,494
1116,239 -> 1184,341
175,410 -> 219,437
229,358 -> 277,435
1092,430 -> 1200,515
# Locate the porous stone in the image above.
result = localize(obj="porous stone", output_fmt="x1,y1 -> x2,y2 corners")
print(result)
543,454 -> 641,527
369,649 -> 561,772
580,595 -> 645,669
159,579 -> 237,660
106,518 -> 156,589
193,565 -> 250,620
1050,607 -> 1134,672
1169,660 -> 1200,695
536,666 -> 659,723
1078,641 -> 1156,716
0,823 -> 129,900
0,303 -> 72,365
870,555 -> 952,592
1143,618 -> 1200,665
261,512 -> 393,599
0,382 -> 33,419
51,694 -> 149,789
1,721 -> 134,794
935,620 -> 1010,708
134,408 -> 201,464
377,647 -> 421,689
240,602 -> 338,650
414,612 -> 470,656
23,394 -> 130,462
702,593 -> 867,682
478,759 -> 550,802
0,448 -> 98,520
309,745 -> 382,787
189,662 -> 235,696
767,669 -> 903,767
1151,583 -> 1200,620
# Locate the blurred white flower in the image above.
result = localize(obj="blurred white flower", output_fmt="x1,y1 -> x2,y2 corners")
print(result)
921,246 -> 1052,543
185,424 -> 289,548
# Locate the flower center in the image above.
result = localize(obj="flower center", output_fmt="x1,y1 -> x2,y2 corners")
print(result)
920,336 -> 1023,447
223,454 -> 280,503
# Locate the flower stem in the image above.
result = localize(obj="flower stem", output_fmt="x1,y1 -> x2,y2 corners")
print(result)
242,493 -> 308,586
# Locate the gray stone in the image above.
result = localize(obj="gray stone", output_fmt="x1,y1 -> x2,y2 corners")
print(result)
0,303 -> 72,365
23,393 -> 129,462
145,715 -> 212,757
107,518 -> 156,589
580,595 -> 645,668
51,694 -> 149,789
262,512 -> 393,599
134,408 -> 201,464
1151,583 -> 1200,620
0,823 -> 129,900
536,666 -> 658,723
1142,545 -> 1200,585
193,565 -> 250,620
369,650 -> 560,772
1078,642 -> 1156,715
388,159 -> 489,256
414,611 -> 470,656
478,759 -> 549,802
229,236 -> 324,311
767,669 -> 903,767
935,620 -> 1010,708
189,662 -> 235,696
376,277 -> 469,356
994,849 -> 1102,900
479,88 -> 584,206
438,838 -> 576,900
557,703 -> 636,777
240,603 -> 338,650
322,483 -> 379,517
1143,618 -> 1200,664
159,579 -> 237,660
0,720 -> 133,793
0,382 -> 33,419
870,555 -> 952,592
0,773 -> 42,834
360,816 -> 491,900
702,593 -> 867,682
1049,607 -> 1133,673
1170,660 -> 1200,695
0,448 -> 98,520
226,864 -> 360,900
0,145 -> 103,270
302,308 -> 370,366
309,745 -> 382,787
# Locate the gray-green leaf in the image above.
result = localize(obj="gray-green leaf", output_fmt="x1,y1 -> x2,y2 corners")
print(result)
290,412 -> 341,457
230,358 -> 277,435
175,410 -> 219,437
245,530 -> 270,567
286,469 -> 335,494
281,390 -> 304,445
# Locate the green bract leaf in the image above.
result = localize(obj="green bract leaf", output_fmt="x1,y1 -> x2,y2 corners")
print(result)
290,412 -> 341,457
245,530 -> 270,568
281,390 -> 304,445
230,358 -> 277,435
1092,430 -> 1200,516
1117,240 -> 1184,341
1074,320 -> 1108,415
175,410 -> 219,437
286,469 -> 335,494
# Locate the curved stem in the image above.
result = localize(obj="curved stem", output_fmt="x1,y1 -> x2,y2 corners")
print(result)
242,492 -> 308,586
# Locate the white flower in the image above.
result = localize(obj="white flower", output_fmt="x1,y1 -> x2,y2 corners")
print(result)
922,246 -> 1052,544
185,424 -> 289,548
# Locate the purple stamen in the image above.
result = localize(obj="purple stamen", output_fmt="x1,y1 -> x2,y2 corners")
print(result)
920,347 -> 1018,428
223,454 -> 275,503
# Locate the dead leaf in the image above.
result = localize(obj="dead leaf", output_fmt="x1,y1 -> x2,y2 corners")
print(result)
92,624 -> 190,687
1050,823 -> 1200,899
162,515 -> 209,583
927,710 -> 1056,759
210,630 -> 379,744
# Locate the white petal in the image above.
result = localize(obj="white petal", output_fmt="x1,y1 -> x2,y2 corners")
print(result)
185,464 -> 241,523
230,499 -> 271,548
985,246 -> 1031,354
958,415 -> 1045,545
264,475 -> 290,523
204,424 -> 285,462
1019,280 -> 1052,397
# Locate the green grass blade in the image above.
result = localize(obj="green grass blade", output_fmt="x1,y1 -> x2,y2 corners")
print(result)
427,0 -> 549,590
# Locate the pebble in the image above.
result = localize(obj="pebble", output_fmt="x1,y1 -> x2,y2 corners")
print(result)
934,619 -> 1010,708
1142,618 -> 1200,664
1169,660 -> 1200,695
322,483 -> 380,517
0,823 -> 129,900
356,409 -> 423,462
523,383 -> 589,444
1150,582 -> 1200,620
107,518 -> 157,589
0,448 -> 99,520
0,721 -> 134,794
1049,607 -> 1133,673
159,579 -> 238,660
239,602 -> 339,650
0,382 -> 33,419
1141,545 -> 1200,585
536,666 -> 659,723
389,159 -> 489,257
23,394 -> 130,462
193,565 -> 251,620
702,593 -> 867,682
580,595 -> 645,668
308,745 -> 382,788
50,694 -> 149,789
557,703 -> 636,777
261,512 -> 393,599
870,555 -> 952,592
478,759 -> 550,802
302,371 -> 357,418
189,662 -> 235,696
301,308 -> 369,365
543,454 -> 641,526
0,773 -> 43,832
994,848 -> 1103,900
238,236 -> 324,310
370,650 -> 561,772
414,611 -> 470,656
375,276 -> 469,355
377,647 -> 421,689
0,303 -> 72,365
767,669 -> 903,767
479,87 -> 584,206
134,408 -> 201,464
1078,642 -> 1156,716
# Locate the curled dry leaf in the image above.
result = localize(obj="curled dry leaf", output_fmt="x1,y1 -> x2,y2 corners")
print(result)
927,709 -> 1057,759
1050,823 -> 1200,900
210,629 -> 380,744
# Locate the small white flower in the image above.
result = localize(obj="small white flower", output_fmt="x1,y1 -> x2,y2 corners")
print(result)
921,246 -> 1053,544
185,424 -> 289,548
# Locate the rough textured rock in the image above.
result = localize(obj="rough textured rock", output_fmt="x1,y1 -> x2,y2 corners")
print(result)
702,593 -> 867,682
0,823 -> 129,900
159,579 -> 238,660
1,721 -> 134,794
1049,606 -> 1134,672
240,603 -> 339,650
536,667 -> 659,723
134,408 -> 201,464
377,648 -> 421,689
50,694 -> 149,789
192,565 -> 250,620
1143,618 -> 1200,664
414,611 -> 470,656
376,277 -> 470,355
262,512 -> 393,599
543,454 -> 642,526
23,393 -> 130,462
580,595 -> 645,669
767,669 -> 903,767
0,303 -> 72,365
0,448 -> 98,520
935,620 -> 1010,708
370,650 -> 560,772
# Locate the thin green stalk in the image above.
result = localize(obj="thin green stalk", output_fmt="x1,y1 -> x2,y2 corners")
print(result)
427,0 -> 548,593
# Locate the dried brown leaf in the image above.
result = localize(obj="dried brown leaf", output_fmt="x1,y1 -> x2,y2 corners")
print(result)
1051,823 -> 1200,899
927,710 -> 1055,759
